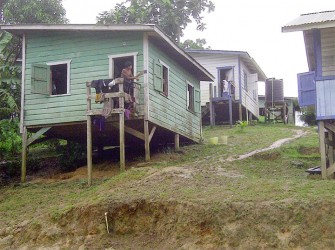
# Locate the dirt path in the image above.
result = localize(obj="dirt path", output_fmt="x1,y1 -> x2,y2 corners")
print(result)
226,129 -> 308,162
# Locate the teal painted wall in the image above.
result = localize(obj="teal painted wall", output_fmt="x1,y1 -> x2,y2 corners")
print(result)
24,31 -> 144,126
148,42 -> 202,142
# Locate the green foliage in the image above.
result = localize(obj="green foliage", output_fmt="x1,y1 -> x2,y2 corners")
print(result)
0,65 -> 21,118
2,0 -> 68,24
235,120 -> 248,130
300,106 -> 317,126
0,118 -> 21,159
179,38 -> 211,49
97,0 -> 215,43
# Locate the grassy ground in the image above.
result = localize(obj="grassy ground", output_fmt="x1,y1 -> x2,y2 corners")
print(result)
1,123 -> 334,249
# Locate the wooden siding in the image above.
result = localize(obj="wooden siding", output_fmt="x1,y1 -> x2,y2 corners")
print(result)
24,31 -> 144,126
321,28 -> 335,77
148,43 -> 201,141
239,61 -> 259,117
316,78 -> 335,119
188,53 -> 239,105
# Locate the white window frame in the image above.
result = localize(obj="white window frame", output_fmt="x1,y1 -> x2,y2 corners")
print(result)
46,59 -> 72,96
108,52 -> 138,78
158,59 -> 170,97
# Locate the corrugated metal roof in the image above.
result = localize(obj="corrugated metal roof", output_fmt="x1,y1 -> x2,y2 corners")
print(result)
282,10 -> 335,32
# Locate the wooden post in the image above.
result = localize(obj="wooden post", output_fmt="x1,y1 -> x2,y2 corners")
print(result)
86,81 -> 93,185
209,83 -> 215,126
175,133 -> 180,151
318,121 -> 327,179
328,130 -> 334,167
119,83 -> 125,172
239,103 -> 243,121
21,126 -> 28,183
144,120 -> 150,161
87,115 -> 92,185
248,111 -> 252,123
229,97 -> 233,128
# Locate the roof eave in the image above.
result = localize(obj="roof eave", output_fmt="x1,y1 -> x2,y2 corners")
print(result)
154,28 -> 214,82
282,20 -> 335,32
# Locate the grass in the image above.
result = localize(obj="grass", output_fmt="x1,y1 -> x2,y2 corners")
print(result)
0,123 -> 332,229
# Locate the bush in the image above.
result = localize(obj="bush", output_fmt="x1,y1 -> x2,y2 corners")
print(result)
0,118 -> 21,160
300,106 -> 317,126
57,141 -> 86,172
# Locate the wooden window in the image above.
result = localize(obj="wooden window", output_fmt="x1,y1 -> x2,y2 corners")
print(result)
187,82 -> 201,113
154,59 -> 169,96
31,60 -> 71,96
243,71 -> 248,91
187,83 -> 194,111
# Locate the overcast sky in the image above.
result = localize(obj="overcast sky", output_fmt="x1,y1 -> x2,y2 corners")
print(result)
63,0 -> 334,97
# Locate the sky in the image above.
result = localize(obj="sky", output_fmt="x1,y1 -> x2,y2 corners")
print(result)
62,0 -> 334,97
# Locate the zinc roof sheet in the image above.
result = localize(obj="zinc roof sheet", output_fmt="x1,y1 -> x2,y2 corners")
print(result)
282,10 -> 335,32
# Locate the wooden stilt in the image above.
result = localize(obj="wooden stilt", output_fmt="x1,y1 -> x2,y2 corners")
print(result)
209,83 -> 214,126
144,120 -> 150,161
229,97 -> 233,128
119,83 -> 125,172
328,130 -> 334,166
21,126 -> 28,183
248,111 -> 252,123
87,115 -> 92,185
86,81 -> 93,186
318,121 -> 327,179
239,103 -> 243,121
175,133 -> 180,151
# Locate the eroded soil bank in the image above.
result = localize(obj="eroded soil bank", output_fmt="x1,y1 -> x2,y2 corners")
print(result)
2,198 -> 335,250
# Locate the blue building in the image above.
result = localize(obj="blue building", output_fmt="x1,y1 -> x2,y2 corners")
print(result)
283,10 -> 335,178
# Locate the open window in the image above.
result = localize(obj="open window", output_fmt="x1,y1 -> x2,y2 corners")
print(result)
186,81 -> 201,113
109,52 -> 137,79
154,59 -> 169,96
31,60 -> 71,96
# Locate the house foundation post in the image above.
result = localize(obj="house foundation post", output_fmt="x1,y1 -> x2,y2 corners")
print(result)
318,121 -> 327,179
175,133 -> 180,151
21,126 -> 28,183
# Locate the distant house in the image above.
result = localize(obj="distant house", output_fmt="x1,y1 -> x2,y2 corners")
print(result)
282,10 -> 335,178
187,50 -> 267,126
0,24 -> 214,183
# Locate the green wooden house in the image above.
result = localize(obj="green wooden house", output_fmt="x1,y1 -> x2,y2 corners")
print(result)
0,24 -> 214,183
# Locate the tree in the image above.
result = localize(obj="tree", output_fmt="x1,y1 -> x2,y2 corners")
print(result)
97,0 -> 215,43
0,0 -> 68,116
179,38 -> 211,50
2,0 -> 68,24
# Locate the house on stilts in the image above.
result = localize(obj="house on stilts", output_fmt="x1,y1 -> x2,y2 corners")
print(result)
282,10 -> 335,178
187,50 -> 267,126
0,24 -> 214,184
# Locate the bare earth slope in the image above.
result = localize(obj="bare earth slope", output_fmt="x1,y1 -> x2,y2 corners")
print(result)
1,124 -> 335,249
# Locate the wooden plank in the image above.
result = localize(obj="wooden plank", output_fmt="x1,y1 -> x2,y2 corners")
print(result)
325,122 -> 335,133
87,92 -> 126,99
149,126 -> 157,143
27,127 -> 51,146
21,127 -> 28,183
144,120 -> 150,161
112,123 -> 145,141
87,108 -> 124,116
318,121 -> 328,179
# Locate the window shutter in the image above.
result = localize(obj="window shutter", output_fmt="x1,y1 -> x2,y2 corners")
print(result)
153,60 -> 163,92
31,64 -> 50,95
194,89 -> 201,113
297,71 -> 315,107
